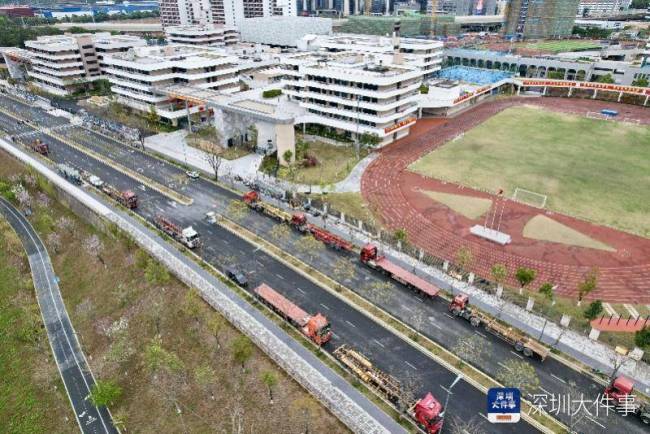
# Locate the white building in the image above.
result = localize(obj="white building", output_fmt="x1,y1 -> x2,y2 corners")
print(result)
24,33 -> 145,96
239,16 -> 332,47
298,33 -> 444,77
102,45 -> 240,123
279,52 -> 424,145
160,0 -> 297,28
165,24 -> 239,47
577,0 -> 632,17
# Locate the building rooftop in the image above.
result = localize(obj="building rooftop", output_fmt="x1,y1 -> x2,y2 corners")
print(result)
108,44 -> 238,66
165,24 -> 237,34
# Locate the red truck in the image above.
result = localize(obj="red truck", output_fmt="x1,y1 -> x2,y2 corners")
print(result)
604,376 -> 650,424
291,213 -> 354,251
360,244 -> 440,299
101,185 -> 138,209
254,283 -> 332,345
30,139 -> 49,156
411,392 -> 444,434
154,215 -> 201,249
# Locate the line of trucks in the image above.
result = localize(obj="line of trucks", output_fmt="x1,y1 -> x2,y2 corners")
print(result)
243,190 -> 550,361
56,164 -> 139,210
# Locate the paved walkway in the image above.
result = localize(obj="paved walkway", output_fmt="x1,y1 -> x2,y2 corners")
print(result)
0,198 -> 119,434
361,97 -> 650,303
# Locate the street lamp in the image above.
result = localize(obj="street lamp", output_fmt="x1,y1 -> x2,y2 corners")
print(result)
438,374 -> 463,433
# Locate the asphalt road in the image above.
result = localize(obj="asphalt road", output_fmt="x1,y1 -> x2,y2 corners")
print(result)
0,198 -> 118,434
3,91 -> 647,433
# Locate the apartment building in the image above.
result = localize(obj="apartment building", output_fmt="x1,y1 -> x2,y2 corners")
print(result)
505,0 -> 581,39
578,0 -> 632,17
102,45 -> 240,123
279,52 -> 424,145
24,33 -> 145,96
299,33 -> 444,77
165,24 -> 239,46
160,0 -> 297,28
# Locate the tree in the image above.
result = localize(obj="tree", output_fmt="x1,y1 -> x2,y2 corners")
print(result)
144,258 -> 170,284
496,359 -> 540,397
144,336 -> 185,373
491,264 -> 507,285
595,74 -> 615,84
83,234 -> 104,264
577,268 -> 598,306
146,105 -> 160,126
88,379 -> 122,407
419,84 -> 429,94
269,223 -> 290,242
547,70 -> 565,80
632,76 -> 649,87
294,234 -> 324,262
193,365 -> 216,395
608,352 -> 631,381
333,258 -> 356,284
515,267 -> 537,293
227,199 -> 249,221
634,327 -> 650,349
394,228 -> 408,250
46,232 -> 61,254
455,246 -> 473,271
261,371 -> 278,403
453,334 -> 488,367
204,139 -> 224,181
207,314 -> 226,351
538,282 -> 554,300
231,335 -> 253,369
358,132 -> 381,149
583,300 -> 603,320
282,149 -> 294,168
183,288 -> 204,325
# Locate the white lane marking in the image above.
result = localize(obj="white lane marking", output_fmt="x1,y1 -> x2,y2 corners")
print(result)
275,273 -> 284,280
320,303 -> 330,310
539,387 -> 552,395
478,412 -> 489,421
256,260 -> 264,267
498,361 -> 512,372
510,350 -> 524,359
374,339 -> 385,348
585,416 -> 606,429
474,331 -> 487,338
430,322 -> 442,330
345,320 -> 357,328
415,297 -> 424,302
551,374 -> 567,384
403,305 -> 414,312
296,287 -> 305,294
444,313 -> 454,319
405,361 -> 418,370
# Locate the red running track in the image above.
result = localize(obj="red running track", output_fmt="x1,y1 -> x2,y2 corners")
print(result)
361,97 -> 650,304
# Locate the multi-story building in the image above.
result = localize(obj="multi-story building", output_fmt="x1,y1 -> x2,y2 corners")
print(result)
24,33 -> 145,96
102,45 -> 240,123
298,33 -> 444,77
165,24 -> 239,46
505,0 -> 581,39
438,0 -> 498,16
279,52 -> 424,145
160,0 -> 297,28
577,0 -> 632,17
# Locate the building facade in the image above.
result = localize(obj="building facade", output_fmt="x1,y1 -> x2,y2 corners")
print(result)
160,0 -> 297,28
505,0 -> 581,39
165,24 -> 239,46
24,33 -> 145,96
577,0 -> 632,17
102,45 -> 240,123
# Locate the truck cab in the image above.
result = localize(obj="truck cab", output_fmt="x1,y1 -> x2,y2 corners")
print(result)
449,293 -> 469,313
181,227 -> 200,249
122,190 -> 138,209
242,190 -> 259,204
412,392 -> 444,434
605,376 -> 650,424
303,313 -> 332,345
290,212 -> 308,228
360,244 -> 379,262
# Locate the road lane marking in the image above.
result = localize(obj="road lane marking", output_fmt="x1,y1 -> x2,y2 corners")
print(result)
345,320 -> 356,328
320,303 -> 330,310
415,297 -> 424,302
585,416 -> 606,429
405,361 -> 418,370
478,412 -> 489,421
444,313 -> 454,319
497,361 -> 512,372
510,350 -> 524,359
539,387 -> 551,395
474,331 -> 487,338
296,287 -> 305,294
551,374 -> 567,384
374,339 -> 385,348
275,273 -> 284,280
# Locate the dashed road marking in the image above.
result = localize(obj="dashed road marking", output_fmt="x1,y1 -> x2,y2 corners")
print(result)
510,351 -> 524,359
585,416 -> 605,429
551,374 -> 567,384
296,287 -> 305,295
474,331 -> 487,338
405,361 -> 418,370
478,412 -> 489,421
320,303 -> 330,310
444,313 -> 454,319
374,339 -> 385,348
539,387 -> 551,395
498,361 -> 512,372
275,273 -> 284,280
345,320 -> 356,328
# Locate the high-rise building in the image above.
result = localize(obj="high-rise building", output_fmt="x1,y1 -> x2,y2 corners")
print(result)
577,0 -> 632,17
160,0 -> 297,28
505,0 -> 581,39
437,0 -> 498,16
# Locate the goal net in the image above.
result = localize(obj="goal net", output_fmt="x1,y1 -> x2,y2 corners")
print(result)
512,188 -> 547,208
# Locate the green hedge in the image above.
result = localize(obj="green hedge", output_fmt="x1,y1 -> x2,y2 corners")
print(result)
262,89 -> 282,99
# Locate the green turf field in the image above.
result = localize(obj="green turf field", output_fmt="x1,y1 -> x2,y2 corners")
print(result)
409,107 -> 650,237
522,40 -> 601,53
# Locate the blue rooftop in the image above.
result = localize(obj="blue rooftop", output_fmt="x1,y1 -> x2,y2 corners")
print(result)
436,66 -> 513,85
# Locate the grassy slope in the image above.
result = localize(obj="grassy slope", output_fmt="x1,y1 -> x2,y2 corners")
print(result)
409,106 -> 650,236
0,155 -> 347,434
279,142 -> 367,185
0,219 -> 75,434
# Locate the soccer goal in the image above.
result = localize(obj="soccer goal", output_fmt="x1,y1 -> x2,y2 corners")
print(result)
512,188 -> 547,208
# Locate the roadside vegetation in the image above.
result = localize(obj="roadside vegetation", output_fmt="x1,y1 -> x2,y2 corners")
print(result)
0,155 -> 347,433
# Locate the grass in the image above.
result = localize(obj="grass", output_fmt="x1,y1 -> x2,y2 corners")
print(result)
523,215 -> 615,252
319,192 -> 376,223
0,217 -> 75,433
278,142 -> 367,185
522,40 -> 601,53
420,190 -> 492,220
0,155 -> 348,434
186,127 -> 252,161
409,106 -> 650,237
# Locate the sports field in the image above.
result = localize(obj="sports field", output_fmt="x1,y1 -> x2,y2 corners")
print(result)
409,106 -> 650,236
521,40 -> 601,53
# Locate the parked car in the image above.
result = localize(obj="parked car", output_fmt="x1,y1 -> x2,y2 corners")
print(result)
87,175 -> 104,188
225,266 -> 248,287
186,170 -> 200,180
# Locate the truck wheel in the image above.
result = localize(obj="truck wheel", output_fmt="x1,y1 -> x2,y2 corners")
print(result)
470,317 -> 481,327
514,342 -> 524,352
451,307 -> 461,316
523,348 -> 533,358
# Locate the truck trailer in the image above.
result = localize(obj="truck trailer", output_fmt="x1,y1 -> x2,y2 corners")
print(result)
334,344 -> 444,434
254,283 -> 332,346
604,376 -> 650,424
101,185 -> 138,209
154,215 -> 200,249
57,163 -> 82,185
360,244 -> 440,299
449,293 -> 550,360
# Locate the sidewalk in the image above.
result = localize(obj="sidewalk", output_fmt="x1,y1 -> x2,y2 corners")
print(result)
141,130 -> 650,394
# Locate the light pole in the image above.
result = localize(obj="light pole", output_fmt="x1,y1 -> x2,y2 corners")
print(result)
438,374 -> 463,433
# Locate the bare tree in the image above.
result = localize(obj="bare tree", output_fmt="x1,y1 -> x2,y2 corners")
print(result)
227,200 -> 249,221
453,334 -> 489,367
455,246 -> 473,272
294,234 -> 324,262
46,232 -> 61,254
269,223 -> 290,242
203,138 -> 224,181
608,352 -> 631,381
496,359 -> 540,397
332,258 -> 356,285
56,216 -> 75,235
448,415 -> 487,434
83,234 -> 104,264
